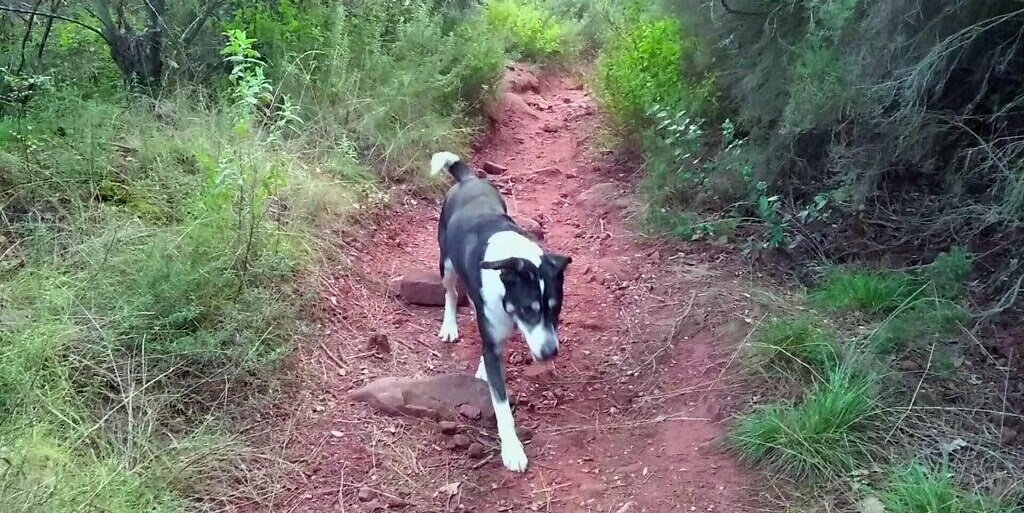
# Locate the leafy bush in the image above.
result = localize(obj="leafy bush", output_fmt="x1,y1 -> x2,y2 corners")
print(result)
781,34 -> 855,132
732,366 -> 878,479
484,0 -> 574,62
595,14 -> 714,132
659,0 -> 1024,313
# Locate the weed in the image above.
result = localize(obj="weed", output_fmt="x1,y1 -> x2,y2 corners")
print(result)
732,365 -> 878,479
920,246 -> 973,300
751,314 -> 838,379
884,463 -> 1021,513
869,299 -> 967,355
811,269 -> 917,314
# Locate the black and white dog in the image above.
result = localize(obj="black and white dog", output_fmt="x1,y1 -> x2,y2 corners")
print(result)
431,151 -> 572,472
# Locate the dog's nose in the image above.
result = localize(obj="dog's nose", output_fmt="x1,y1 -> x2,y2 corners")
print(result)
538,344 -> 559,361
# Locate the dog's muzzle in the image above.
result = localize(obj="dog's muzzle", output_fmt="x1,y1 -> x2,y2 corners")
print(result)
536,343 -> 559,362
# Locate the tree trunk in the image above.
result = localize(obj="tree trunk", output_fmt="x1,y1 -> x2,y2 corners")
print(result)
93,0 -> 166,88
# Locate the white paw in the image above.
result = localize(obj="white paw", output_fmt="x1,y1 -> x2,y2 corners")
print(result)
501,439 -> 528,472
437,321 -> 459,342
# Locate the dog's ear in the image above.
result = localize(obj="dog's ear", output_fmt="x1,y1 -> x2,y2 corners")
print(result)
543,253 -> 572,274
481,257 -> 526,274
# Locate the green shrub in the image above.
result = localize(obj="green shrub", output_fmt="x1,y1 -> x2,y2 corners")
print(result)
781,34 -> 856,132
732,366 -> 878,479
596,15 -> 714,132
484,0 -> 574,62
752,314 -> 839,378
884,463 -> 1021,513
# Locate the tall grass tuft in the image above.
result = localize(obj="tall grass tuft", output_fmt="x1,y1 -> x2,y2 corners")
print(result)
732,365 -> 879,480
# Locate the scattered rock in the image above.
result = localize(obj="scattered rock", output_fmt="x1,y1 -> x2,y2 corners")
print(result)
448,434 -> 471,450
579,481 -> 607,498
1001,426 -> 1019,445
330,430 -> 344,438
541,122 -> 563,133
457,403 -> 482,420
578,183 -> 631,211
350,374 -> 495,422
561,96 -> 573,104
439,421 -> 459,435
516,426 -> 534,440
386,496 -> 412,509
482,161 -> 507,175
534,166 -> 561,179
394,270 -> 468,307
467,442 -> 486,459
898,360 -> 921,372
367,333 -> 390,353
366,499 -> 387,512
521,363 -> 555,381
517,217 -> 545,241
358,487 -> 375,502
504,68 -> 540,94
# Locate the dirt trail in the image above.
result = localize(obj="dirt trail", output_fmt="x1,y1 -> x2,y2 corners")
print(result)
260,66 -> 763,512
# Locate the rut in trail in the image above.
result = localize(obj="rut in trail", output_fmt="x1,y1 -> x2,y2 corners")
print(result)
258,65 -> 764,513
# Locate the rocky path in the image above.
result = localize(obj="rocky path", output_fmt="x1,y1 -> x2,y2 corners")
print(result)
250,65 -> 764,513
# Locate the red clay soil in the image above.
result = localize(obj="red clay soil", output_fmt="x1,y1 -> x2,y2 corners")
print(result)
246,65 -> 766,512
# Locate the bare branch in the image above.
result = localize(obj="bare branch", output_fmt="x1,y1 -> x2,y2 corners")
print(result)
181,0 -> 225,46
0,4 -> 110,42
720,0 -> 772,16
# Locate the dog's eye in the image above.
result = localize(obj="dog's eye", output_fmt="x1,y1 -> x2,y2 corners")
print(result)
548,298 -> 557,309
530,301 -> 540,312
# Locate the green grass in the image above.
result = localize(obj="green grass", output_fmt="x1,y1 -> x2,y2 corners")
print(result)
0,3 -> 504,510
884,463 -> 1021,513
810,269 -> 917,314
869,299 -> 967,355
751,314 -> 838,378
732,365 -> 878,479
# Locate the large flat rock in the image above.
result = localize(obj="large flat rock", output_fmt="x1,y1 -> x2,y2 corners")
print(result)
349,374 -> 494,422
392,270 -> 469,307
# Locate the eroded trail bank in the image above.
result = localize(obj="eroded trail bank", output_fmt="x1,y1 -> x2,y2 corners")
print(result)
250,66 -> 764,512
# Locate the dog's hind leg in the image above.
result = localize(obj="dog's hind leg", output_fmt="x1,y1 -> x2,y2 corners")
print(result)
437,259 -> 460,342
479,318 -> 527,472
475,356 -> 487,382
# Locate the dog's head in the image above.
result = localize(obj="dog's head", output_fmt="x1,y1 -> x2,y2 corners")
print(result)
481,253 -> 572,362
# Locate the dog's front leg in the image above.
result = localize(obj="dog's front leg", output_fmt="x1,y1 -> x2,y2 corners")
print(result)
479,321 -> 528,472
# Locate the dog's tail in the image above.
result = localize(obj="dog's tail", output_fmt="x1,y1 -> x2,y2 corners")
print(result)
430,151 -> 475,183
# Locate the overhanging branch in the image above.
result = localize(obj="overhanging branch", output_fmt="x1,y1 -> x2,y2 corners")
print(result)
0,4 -> 110,43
